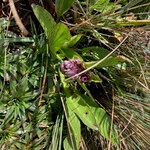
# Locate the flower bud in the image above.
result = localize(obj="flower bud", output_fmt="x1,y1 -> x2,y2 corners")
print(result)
80,74 -> 90,83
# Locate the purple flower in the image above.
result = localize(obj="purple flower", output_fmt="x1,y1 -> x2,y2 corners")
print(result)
60,59 -> 90,82
80,74 -> 90,83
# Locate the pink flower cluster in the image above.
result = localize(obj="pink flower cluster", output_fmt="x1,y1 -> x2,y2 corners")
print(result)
61,59 -> 90,83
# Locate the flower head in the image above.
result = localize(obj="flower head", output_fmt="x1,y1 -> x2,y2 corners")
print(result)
60,59 -> 90,82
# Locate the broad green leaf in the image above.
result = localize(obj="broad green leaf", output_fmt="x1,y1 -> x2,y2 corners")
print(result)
60,34 -> 82,59
55,0 -> 75,17
80,94 -> 119,144
81,46 -> 110,60
61,48 -> 83,60
60,72 -> 81,150
32,5 -> 80,57
32,4 -> 57,55
62,35 -> 81,48
51,23 -> 71,52
66,94 -> 98,130
63,104 -> 81,150
66,93 -> 118,144
92,107 -> 118,144
32,4 -> 56,40
85,56 -> 125,68
63,138 -> 72,150
60,71 -> 118,144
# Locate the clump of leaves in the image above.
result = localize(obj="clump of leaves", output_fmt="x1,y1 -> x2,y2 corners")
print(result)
0,0 -> 149,149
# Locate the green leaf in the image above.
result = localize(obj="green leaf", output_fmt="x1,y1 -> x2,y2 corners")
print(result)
1,106 -> 14,127
80,94 -> 119,144
92,107 -> 118,144
18,76 -> 29,93
115,20 -> 150,26
14,141 -> 25,149
60,71 -> 118,144
66,94 -> 98,130
61,48 -> 83,60
81,46 -> 110,60
61,35 -> 82,59
50,115 -> 64,150
56,0 -> 75,17
62,35 -> 81,48
32,4 -> 56,40
66,93 -> 119,144
85,56 -> 125,68
60,71 -> 81,150
63,104 -> 81,150
32,5 -> 80,57
51,23 -> 71,52
4,37 -> 34,43
10,80 -> 17,96
31,4 -> 57,55
63,138 -> 72,150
